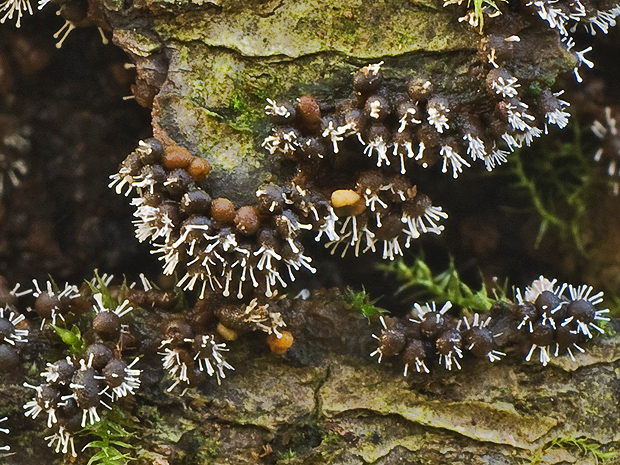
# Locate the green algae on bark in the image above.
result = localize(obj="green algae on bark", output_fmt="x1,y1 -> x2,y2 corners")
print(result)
109,0 -> 577,207
150,0 -> 479,59
148,46 -> 482,201
111,0 -> 483,201
2,287 -> 620,465
2,0 -> 603,463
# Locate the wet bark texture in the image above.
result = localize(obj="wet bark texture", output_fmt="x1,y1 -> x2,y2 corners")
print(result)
2,291 -> 620,464
137,301 -> 620,465
111,0 -> 484,202
2,0 -> 619,464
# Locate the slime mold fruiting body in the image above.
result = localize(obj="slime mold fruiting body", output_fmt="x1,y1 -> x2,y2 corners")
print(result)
591,106 -> 620,194
0,416 -> 9,451
371,276 -> 609,374
0,277 -> 30,373
22,278 -> 143,457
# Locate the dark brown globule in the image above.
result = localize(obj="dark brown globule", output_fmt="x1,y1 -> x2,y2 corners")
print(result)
85,343 -> 114,370
513,302 -> 539,322
0,316 -> 15,340
150,289 -> 179,310
102,359 -> 128,389
93,311 -> 122,342
407,77 -> 433,101
436,329 -> 462,356
535,290 -> 563,313
182,189 -> 212,214
257,185 -> 284,214
0,344 -> 19,371
34,292 -> 61,319
38,384 -> 61,406
529,323 -> 555,346
378,329 -> 406,357
401,339 -> 427,365
165,320 -> 193,344
164,169 -> 192,197
419,312 -> 445,340
464,327 -> 494,358
48,359 -> 76,386
566,299 -> 596,323
215,304 -> 253,332
72,367 -> 102,409
352,66 -> 383,94
364,94 -> 391,120
138,138 -> 164,165
555,324 -> 579,348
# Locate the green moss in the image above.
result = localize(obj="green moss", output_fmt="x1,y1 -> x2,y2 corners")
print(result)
344,286 -> 388,321
330,9 -> 360,44
81,410 -> 137,465
463,0 -> 506,31
547,435 -> 617,464
506,119 -> 593,252
379,257 -> 507,310
51,324 -> 86,354
185,437 -> 222,463
278,448 -> 297,462
186,79 -> 210,110
319,432 -> 343,449
226,89 -> 268,132
528,81 -> 544,96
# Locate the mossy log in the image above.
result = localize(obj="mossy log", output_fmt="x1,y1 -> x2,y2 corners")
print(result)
2,0 -> 619,464
2,290 -> 620,464
107,0 -> 572,201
